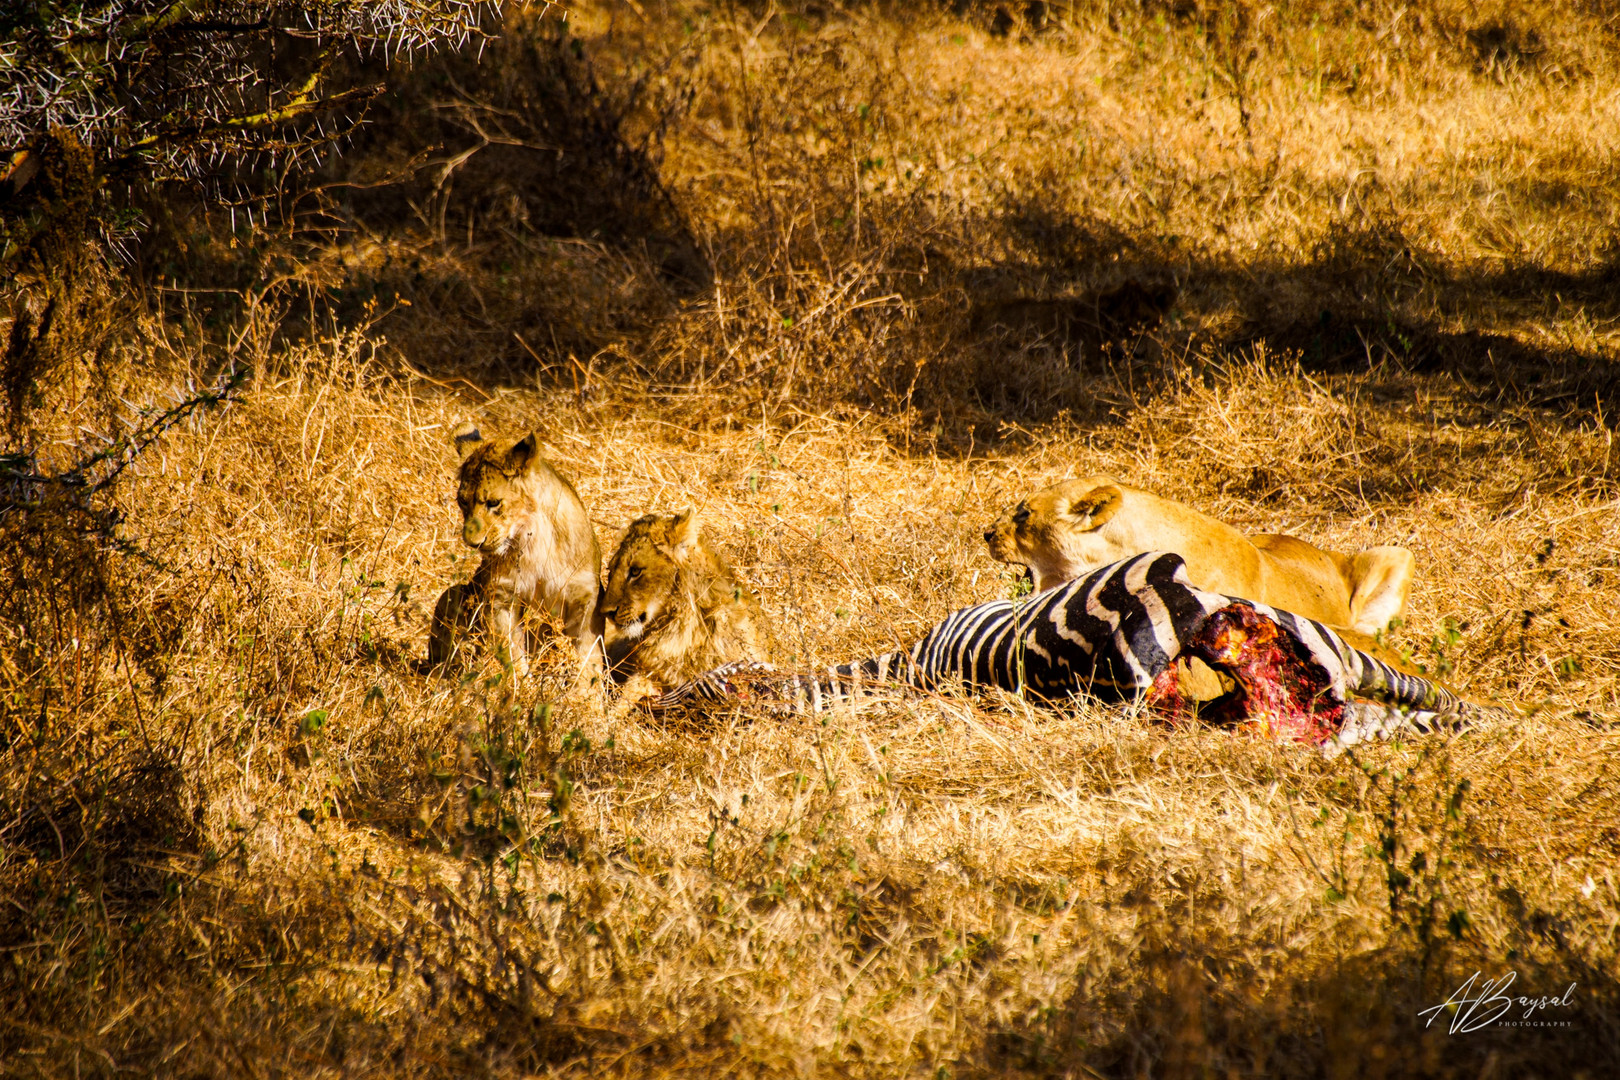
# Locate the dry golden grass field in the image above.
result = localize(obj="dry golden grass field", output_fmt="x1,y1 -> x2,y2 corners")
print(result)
3,1 -> 1619,1076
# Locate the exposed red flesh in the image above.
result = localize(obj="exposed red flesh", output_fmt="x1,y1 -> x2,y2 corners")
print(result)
1150,603 -> 1343,744
1148,665 -> 1191,723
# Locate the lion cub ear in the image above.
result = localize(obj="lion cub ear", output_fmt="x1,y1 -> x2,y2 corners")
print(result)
505,432 -> 543,473
1063,484 -> 1124,532
451,421 -> 485,462
667,508 -> 701,557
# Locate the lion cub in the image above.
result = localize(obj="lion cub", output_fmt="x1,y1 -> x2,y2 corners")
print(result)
599,509 -> 771,708
428,423 -> 604,674
984,476 -> 1414,636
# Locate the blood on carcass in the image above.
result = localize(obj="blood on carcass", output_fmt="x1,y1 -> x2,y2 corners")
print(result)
1151,603 -> 1343,744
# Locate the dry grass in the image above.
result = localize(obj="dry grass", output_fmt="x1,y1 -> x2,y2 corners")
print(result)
3,1 -> 1619,1076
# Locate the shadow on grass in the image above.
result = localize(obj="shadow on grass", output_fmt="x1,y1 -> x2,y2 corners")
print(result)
950,204 -> 1620,435
139,13 -> 709,385
4,748 -> 202,914
978,934 -> 1617,1078
327,17 -> 709,374
129,19 -> 1619,439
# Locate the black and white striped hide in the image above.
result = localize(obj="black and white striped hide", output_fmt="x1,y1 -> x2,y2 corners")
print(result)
649,551 -> 1507,749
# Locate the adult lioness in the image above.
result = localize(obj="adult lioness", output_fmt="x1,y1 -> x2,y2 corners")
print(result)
427,423 -> 604,673
599,509 -> 771,709
983,476 -> 1414,637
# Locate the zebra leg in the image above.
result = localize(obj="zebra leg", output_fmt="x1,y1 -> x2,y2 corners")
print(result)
1189,602 -> 1511,749
1320,701 -> 1452,757
647,660 -> 784,711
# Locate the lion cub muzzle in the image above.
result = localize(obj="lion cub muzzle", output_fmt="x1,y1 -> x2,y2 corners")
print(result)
601,601 -> 657,641
983,498 -> 1037,566
457,478 -> 519,554
600,527 -> 683,640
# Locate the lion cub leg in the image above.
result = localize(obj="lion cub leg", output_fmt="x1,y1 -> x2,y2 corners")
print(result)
607,673 -> 661,724
476,576 -> 532,678
553,575 -> 609,701
428,582 -> 481,669
1346,546 -> 1416,636
560,571 -> 606,663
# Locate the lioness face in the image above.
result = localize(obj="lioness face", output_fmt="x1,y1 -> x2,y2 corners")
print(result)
984,477 -> 1126,589
983,498 -> 1035,566
601,512 -> 697,639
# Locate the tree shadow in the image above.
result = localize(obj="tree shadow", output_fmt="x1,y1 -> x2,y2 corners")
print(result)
4,747 -> 201,919
948,200 -> 1619,436
140,14 -> 709,385
318,18 -> 709,378
975,926 -> 1617,1078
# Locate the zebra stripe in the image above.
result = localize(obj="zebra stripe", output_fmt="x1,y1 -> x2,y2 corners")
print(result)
649,551 -> 1503,743
1246,602 -> 1466,714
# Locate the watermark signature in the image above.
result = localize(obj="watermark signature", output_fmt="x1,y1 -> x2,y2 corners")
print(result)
1419,971 -> 1577,1033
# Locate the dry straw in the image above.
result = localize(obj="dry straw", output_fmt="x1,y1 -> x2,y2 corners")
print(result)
2,1 -> 1617,1076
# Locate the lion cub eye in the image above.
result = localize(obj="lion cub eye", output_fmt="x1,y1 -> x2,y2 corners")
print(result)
484,499 -> 501,512
627,566 -> 643,581
1013,506 -> 1030,527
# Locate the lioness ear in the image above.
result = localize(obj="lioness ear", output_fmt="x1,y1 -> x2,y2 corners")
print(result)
506,432 -> 541,473
451,421 -> 484,461
667,508 -> 700,556
1064,485 -> 1124,532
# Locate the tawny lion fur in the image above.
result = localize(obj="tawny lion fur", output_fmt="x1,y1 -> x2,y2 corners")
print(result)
599,510 -> 771,701
985,476 -> 1415,638
428,422 -> 603,674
